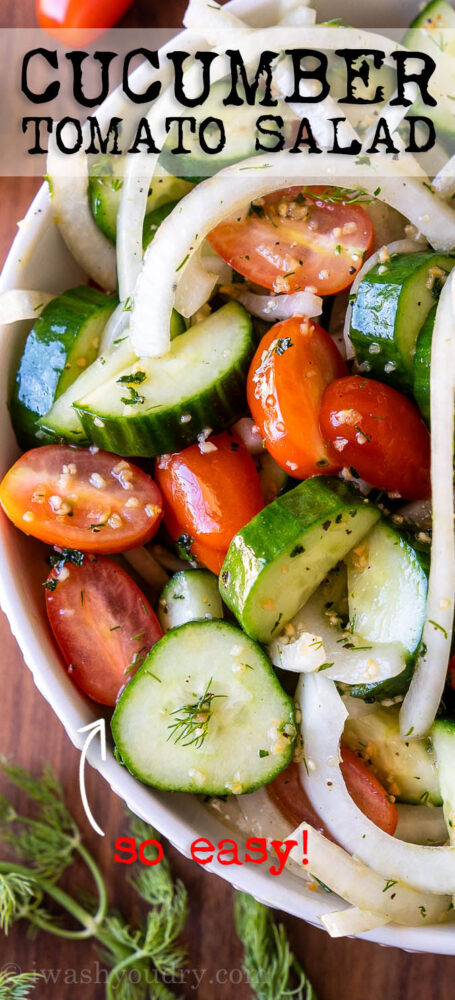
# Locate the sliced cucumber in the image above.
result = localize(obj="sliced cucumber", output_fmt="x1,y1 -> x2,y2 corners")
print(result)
143,201 -> 178,251
431,718 -> 455,843
413,303 -> 435,424
220,477 -> 381,643
404,3 -> 455,151
158,570 -> 223,631
256,451 -> 292,504
111,620 -> 296,795
89,157 -> 194,244
346,522 -> 428,700
350,252 -> 455,391
159,80 -> 264,180
268,565 -> 407,686
38,339 -> 136,443
74,302 -> 255,457
10,286 -> 116,449
344,705 -> 441,805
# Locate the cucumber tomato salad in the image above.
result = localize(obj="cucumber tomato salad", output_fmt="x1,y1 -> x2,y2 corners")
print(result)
2,0 -> 455,938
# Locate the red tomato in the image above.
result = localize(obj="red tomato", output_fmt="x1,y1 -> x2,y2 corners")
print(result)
247,317 -> 347,479
208,187 -> 373,296
319,375 -> 431,500
155,432 -> 264,570
0,445 -> 163,554
36,0 -> 133,43
268,753 -> 397,836
45,555 -> 162,705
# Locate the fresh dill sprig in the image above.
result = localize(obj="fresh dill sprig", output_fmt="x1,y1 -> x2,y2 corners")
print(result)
234,893 -> 317,1000
167,678 -> 225,749
0,970 -> 43,999
0,763 -> 188,1000
299,186 -> 372,206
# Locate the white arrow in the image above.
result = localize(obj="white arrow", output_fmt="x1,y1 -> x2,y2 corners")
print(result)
77,718 -> 107,837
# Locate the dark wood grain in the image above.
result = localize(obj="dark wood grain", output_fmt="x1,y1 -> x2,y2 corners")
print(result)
0,2 -> 455,996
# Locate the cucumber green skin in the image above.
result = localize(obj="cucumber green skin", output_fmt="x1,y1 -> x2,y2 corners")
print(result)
111,619 -> 295,795
143,201 -> 178,251
413,303 -> 435,424
76,360 -> 252,457
9,287 -> 116,450
74,303 -> 255,457
350,252 -> 455,392
89,174 -> 122,243
408,0 -> 455,28
220,477 -> 381,642
90,176 -> 178,250
349,540 -> 429,702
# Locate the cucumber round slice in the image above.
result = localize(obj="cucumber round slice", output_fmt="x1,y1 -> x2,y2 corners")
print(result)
10,286 -> 117,449
158,570 -> 223,631
220,477 -> 381,643
111,620 -> 296,795
350,252 -> 455,392
346,521 -> 428,700
74,302 -> 255,457
344,705 -> 441,806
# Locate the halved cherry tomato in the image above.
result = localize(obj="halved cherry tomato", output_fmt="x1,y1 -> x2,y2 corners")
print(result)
268,751 -> 398,836
0,445 -> 163,554
45,555 -> 162,705
36,0 -> 134,44
319,375 -> 431,500
247,317 -> 347,479
155,431 -> 264,572
208,187 -> 374,296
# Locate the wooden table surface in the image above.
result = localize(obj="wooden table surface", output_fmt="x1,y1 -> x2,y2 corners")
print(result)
0,1 -> 454,996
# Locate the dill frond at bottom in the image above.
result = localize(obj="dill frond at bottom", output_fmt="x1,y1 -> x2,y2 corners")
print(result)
234,892 -> 317,1000
0,970 -> 42,1000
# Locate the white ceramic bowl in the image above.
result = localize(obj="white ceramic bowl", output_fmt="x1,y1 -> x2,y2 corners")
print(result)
1,0 -> 453,955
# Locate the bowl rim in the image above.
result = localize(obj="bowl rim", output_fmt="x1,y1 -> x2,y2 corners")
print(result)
1,0 -> 454,955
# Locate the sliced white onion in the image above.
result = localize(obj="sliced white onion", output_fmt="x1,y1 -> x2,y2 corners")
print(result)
289,821 -> 450,925
232,418 -> 264,455
131,151 -> 454,358
221,285 -> 323,322
269,589 -> 405,685
99,303 -> 130,353
320,906 -> 389,938
277,6 -> 316,26
201,244 -> 233,284
400,271 -> 455,741
434,155 -> 455,200
235,786 -> 294,843
299,673 -> 455,894
174,249 -> 218,319
343,238 -> 428,360
0,289 -> 55,324
116,37 -> 210,302
123,547 -> 169,594
47,134 -> 116,291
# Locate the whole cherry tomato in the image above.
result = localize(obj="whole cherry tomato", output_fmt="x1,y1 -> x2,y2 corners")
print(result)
319,375 -> 431,500
155,431 -> 264,574
208,186 -> 373,296
247,317 -> 347,480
